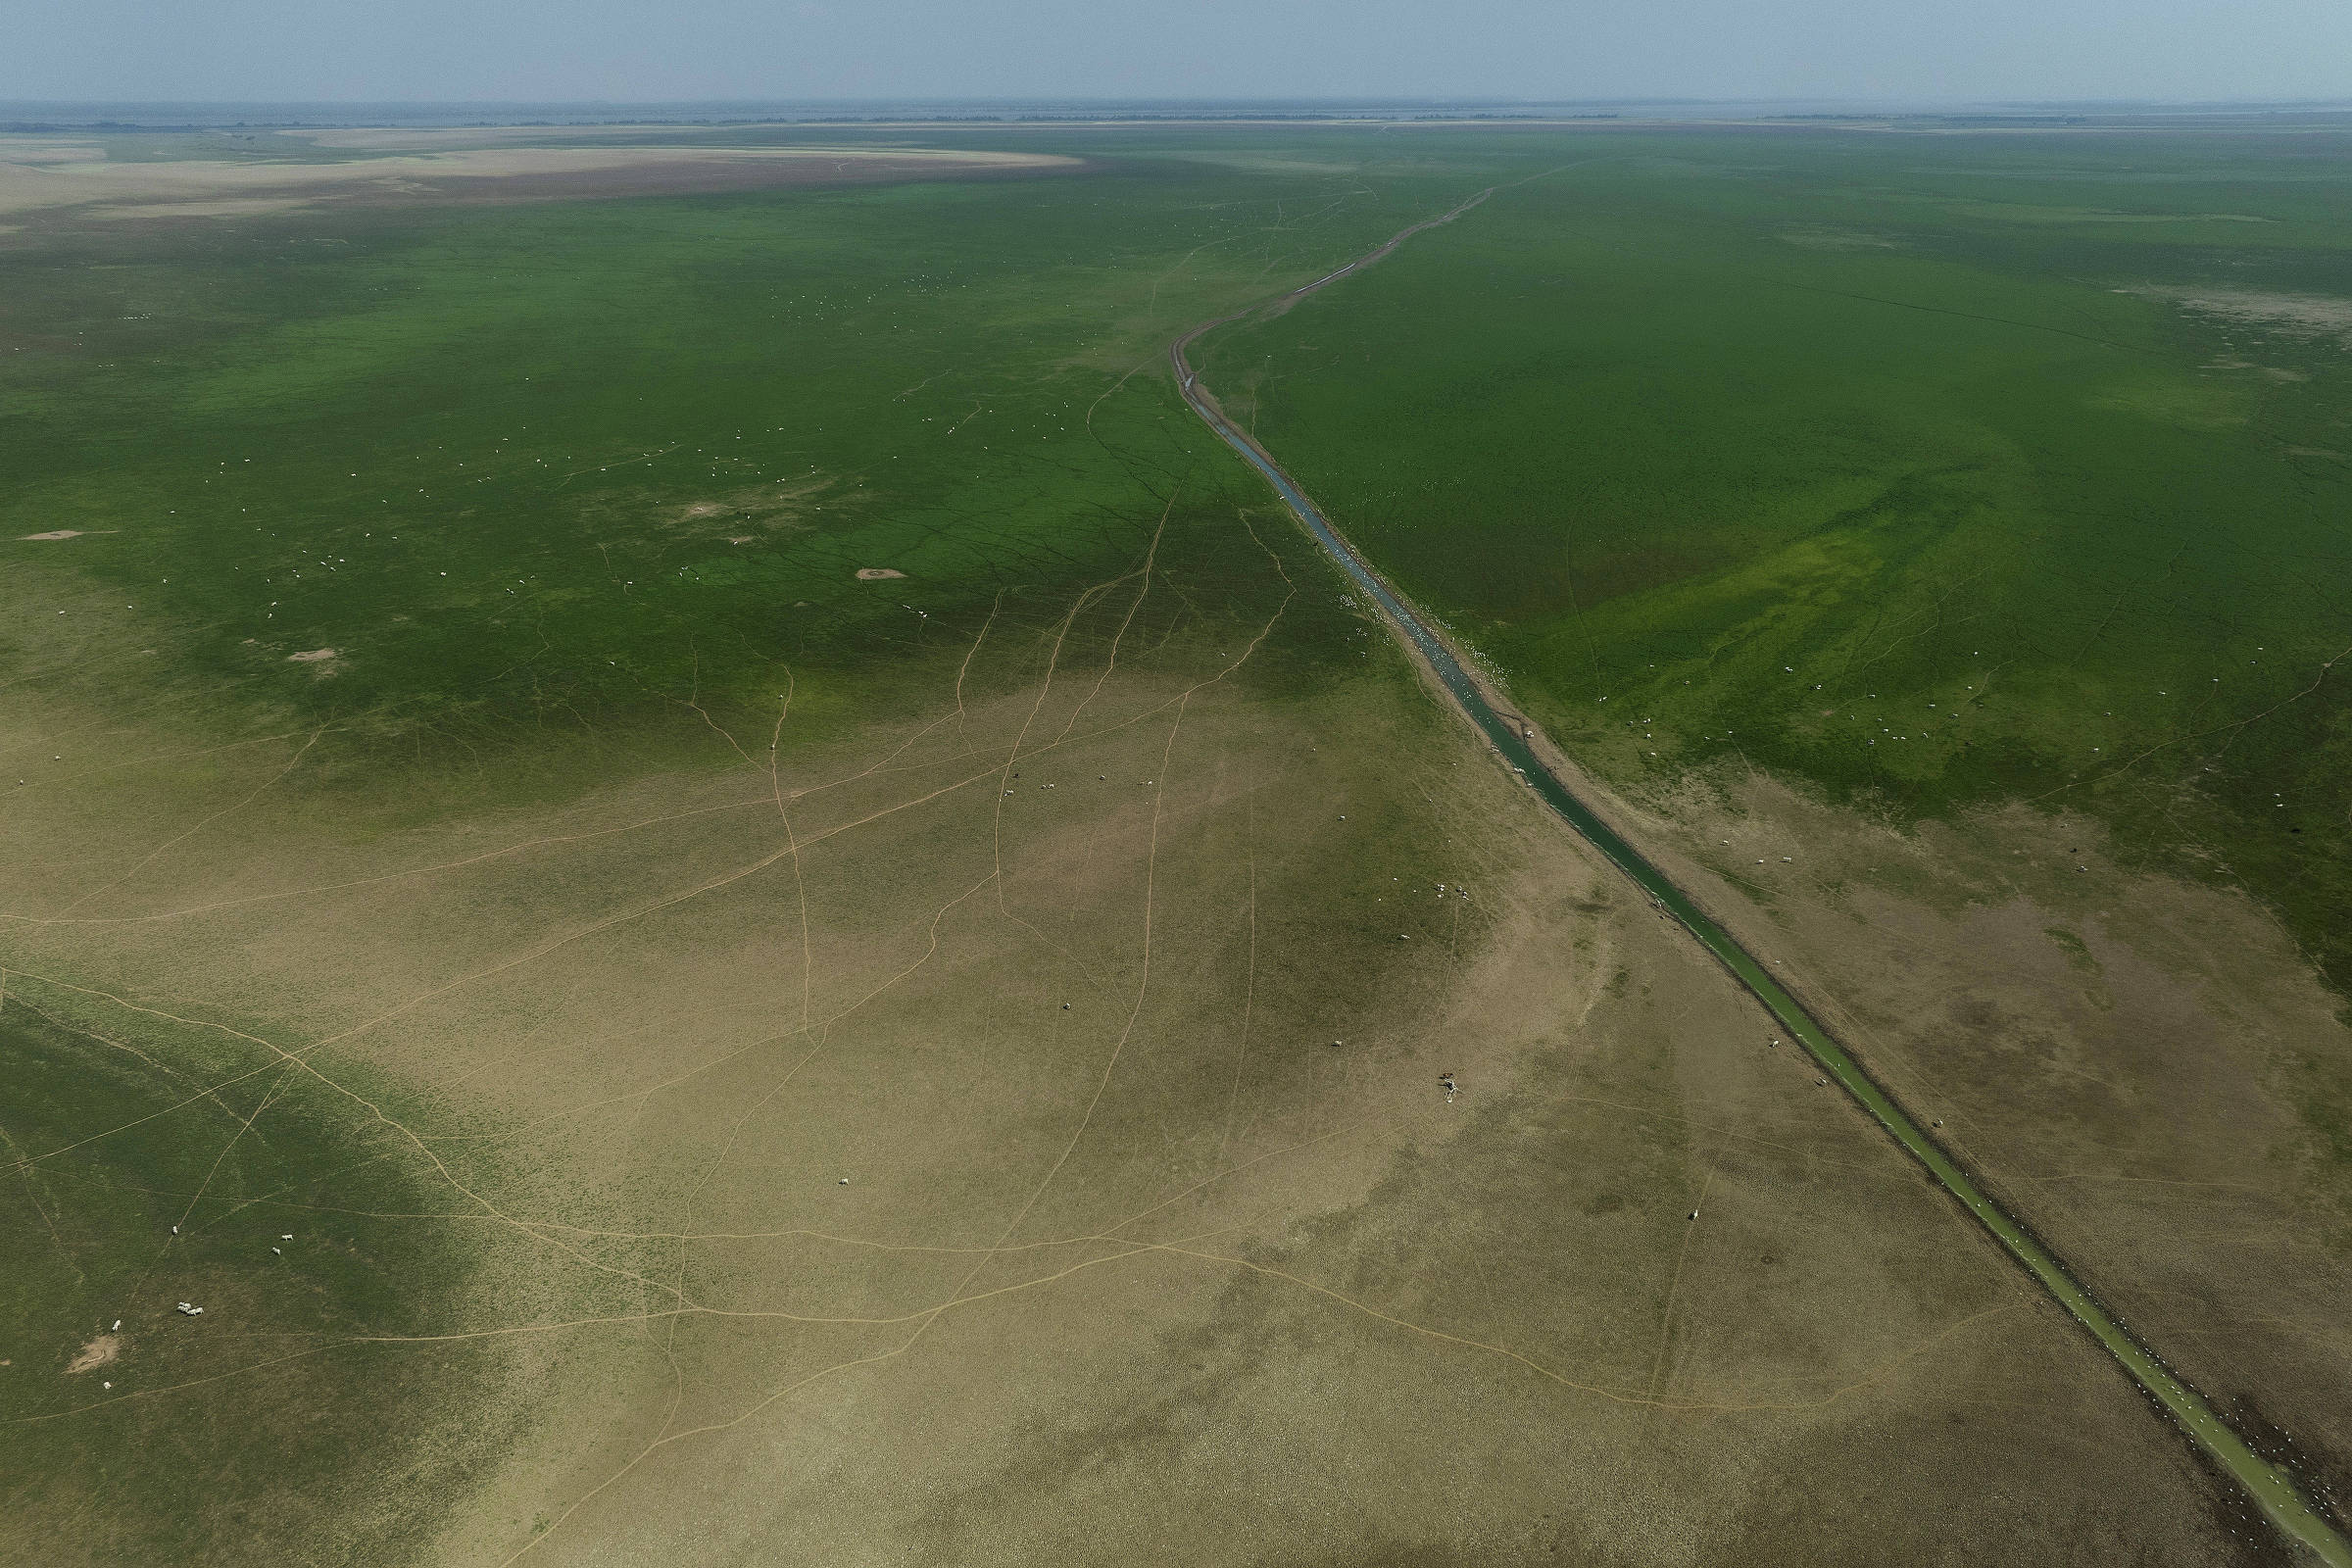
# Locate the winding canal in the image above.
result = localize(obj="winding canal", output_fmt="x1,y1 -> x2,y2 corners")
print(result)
1171,198 -> 2352,1567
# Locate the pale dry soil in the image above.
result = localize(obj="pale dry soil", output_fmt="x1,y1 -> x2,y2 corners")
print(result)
2124,285 -> 2352,349
0,138 -> 1076,224
64,1334 -> 121,1375
1565,754 -> 2352,1533
0,538 -> 2271,1565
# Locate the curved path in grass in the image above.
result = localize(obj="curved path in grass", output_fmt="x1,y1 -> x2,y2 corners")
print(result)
1170,200 -> 2352,1568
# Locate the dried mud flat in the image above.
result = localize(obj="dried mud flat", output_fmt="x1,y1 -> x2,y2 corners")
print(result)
0,142 -> 1080,225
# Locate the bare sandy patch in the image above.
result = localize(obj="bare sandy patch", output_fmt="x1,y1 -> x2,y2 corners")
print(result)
0,144 -> 1079,223
640,477 -> 833,542
855,567 -> 907,580
0,139 -> 102,164
282,124 -> 849,152
287,648 -> 337,662
2204,356 -> 2312,382
65,1334 -> 120,1374
18,530 -> 83,541
85,196 -> 318,222
1540,754 -> 2352,1479
2122,284 -> 2352,347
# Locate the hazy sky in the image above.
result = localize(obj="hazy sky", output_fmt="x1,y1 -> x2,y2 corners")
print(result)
10,0 -> 2351,106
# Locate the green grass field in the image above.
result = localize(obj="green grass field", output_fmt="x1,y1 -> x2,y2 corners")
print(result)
0,142 -> 1450,770
1197,126 -> 2352,999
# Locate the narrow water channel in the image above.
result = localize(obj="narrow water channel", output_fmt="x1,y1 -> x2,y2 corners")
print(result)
1172,240 -> 2352,1565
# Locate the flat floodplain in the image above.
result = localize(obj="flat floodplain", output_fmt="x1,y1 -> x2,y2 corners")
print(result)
1198,121 -> 2352,1545
0,121 -> 2337,1564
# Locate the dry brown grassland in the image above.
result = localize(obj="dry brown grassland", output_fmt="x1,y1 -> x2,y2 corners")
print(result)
1570,756 -> 2352,1524
1,519 -> 2272,1565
